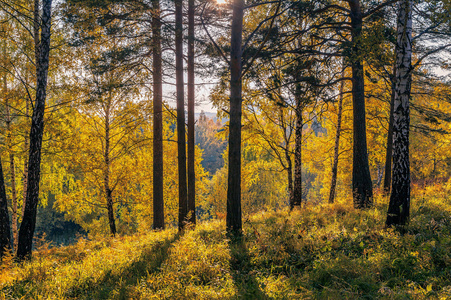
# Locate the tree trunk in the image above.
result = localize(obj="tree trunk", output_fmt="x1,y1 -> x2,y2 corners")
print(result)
386,0 -> 412,227
328,65 -> 345,204
16,0 -> 52,260
104,109 -> 116,236
278,107 -> 293,210
22,97 -> 29,220
152,0 -> 164,230
348,0 -> 373,208
0,157 -> 12,258
226,0 -> 244,235
383,65 -> 396,193
4,75 -> 18,250
175,0 -> 187,231
23,0 -> 38,219
187,0 -> 196,225
286,147 -> 294,210
292,82 -> 302,208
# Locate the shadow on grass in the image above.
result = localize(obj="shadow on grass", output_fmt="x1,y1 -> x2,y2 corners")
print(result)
229,235 -> 270,300
68,232 -> 181,299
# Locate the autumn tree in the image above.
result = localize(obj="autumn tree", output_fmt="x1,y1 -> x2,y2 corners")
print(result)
382,0 -> 451,191
17,0 -> 53,260
305,0 -> 403,208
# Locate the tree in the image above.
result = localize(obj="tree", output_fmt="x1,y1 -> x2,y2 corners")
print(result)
152,0 -> 164,230
307,0 -> 402,207
175,0 -> 188,231
0,156 -> 11,257
347,0 -> 373,208
382,0 -> 451,192
329,63 -> 346,204
16,0 -> 53,260
226,0 -> 245,235
2,38 -> 19,249
386,0 -> 412,226
187,0 -> 196,225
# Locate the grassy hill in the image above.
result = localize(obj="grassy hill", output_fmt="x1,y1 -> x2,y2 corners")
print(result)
1,188 -> 451,299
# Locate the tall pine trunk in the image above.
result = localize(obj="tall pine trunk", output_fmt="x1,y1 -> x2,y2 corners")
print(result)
16,0 -> 52,260
328,65 -> 345,204
187,0 -> 196,225
386,0 -> 412,227
226,0 -> 244,235
348,0 -> 373,208
152,0 -> 164,230
175,0 -> 187,231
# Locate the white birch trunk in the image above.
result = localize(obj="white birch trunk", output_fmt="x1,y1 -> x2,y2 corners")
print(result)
386,0 -> 412,226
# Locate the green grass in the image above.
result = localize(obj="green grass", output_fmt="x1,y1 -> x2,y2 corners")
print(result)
1,190 -> 451,299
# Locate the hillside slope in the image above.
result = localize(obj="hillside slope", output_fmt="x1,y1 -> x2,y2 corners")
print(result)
1,189 -> 451,299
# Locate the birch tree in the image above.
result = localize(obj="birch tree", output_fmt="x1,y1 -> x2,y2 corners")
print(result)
386,0 -> 412,226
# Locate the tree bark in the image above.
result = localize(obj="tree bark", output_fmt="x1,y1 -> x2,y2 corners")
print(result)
104,107 -> 116,236
175,0 -> 187,231
187,0 -> 196,225
383,65 -> 396,193
4,74 -> 18,250
152,0 -> 164,230
23,0 -> 38,219
348,0 -> 373,208
386,0 -> 412,227
292,80 -> 302,208
0,157 -> 12,258
16,0 -> 52,260
226,0 -> 244,235
328,65 -> 345,204
286,143 -> 294,209
278,107 -> 293,210
22,97 -> 29,220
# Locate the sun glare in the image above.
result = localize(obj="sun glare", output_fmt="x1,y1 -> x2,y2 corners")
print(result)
216,0 -> 227,5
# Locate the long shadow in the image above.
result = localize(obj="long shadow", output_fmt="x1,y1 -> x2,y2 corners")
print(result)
229,235 -> 271,299
67,232 -> 181,299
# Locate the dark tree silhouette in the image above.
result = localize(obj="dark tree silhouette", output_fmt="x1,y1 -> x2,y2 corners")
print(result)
175,0 -> 188,231
187,0 -> 196,225
227,0 -> 245,235
152,0 -> 165,230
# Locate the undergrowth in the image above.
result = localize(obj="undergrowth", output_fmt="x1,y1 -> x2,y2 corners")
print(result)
1,187 -> 451,299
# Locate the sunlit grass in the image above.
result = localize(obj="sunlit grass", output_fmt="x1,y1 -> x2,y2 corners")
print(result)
1,186 -> 451,299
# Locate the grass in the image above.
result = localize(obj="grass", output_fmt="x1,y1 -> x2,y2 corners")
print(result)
1,188 -> 451,299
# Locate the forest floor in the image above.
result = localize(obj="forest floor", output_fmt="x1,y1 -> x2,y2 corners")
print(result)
1,185 -> 451,299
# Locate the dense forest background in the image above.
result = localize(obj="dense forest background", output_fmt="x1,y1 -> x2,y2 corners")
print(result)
0,0 -> 450,258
